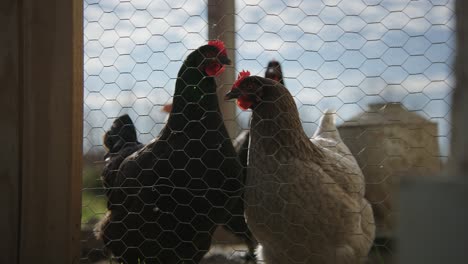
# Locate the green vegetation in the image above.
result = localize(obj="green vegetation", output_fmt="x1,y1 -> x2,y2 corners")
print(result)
83,163 -> 104,189
82,190 -> 107,226
82,164 -> 107,226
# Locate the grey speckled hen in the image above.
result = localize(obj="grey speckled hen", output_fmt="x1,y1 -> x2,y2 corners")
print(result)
226,73 -> 375,264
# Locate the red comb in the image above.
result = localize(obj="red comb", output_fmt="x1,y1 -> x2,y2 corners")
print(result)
233,70 -> 251,88
208,40 -> 227,56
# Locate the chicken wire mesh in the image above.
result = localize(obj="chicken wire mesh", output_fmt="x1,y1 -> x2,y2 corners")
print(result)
82,0 -> 454,263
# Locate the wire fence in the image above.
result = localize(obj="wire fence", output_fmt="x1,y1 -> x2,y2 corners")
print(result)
82,0 -> 454,263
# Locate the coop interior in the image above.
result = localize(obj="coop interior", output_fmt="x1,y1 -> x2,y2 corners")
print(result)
80,0 -> 454,263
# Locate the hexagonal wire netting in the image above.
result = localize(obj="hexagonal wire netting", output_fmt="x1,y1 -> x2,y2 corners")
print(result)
83,0 -> 454,263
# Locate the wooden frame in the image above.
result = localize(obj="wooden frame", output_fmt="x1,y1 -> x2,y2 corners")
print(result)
208,0 -> 237,138
1,1 -> 21,263
0,0 -> 83,263
449,0 -> 468,175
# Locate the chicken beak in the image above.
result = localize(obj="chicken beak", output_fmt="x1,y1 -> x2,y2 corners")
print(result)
225,88 -> 241,100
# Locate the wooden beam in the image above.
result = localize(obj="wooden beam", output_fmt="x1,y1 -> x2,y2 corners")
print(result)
0,0 -> 20,263
15,0 -> 83,263
448,0 -> 468,175
208,0 -> 238,138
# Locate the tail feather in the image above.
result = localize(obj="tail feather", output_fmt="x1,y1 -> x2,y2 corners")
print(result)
313,110 -> 356,158
313,109 -> 340,141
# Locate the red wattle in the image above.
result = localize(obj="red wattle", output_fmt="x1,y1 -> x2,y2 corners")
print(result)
215,65 -> 226,77
205,63 -> 225,77
236,96 -> 253,110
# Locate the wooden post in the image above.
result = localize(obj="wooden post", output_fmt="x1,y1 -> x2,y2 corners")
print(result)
0,1 -> 20,263
208,0 -> 238,138
0,0 -> 83,263
448,0 -> 468,176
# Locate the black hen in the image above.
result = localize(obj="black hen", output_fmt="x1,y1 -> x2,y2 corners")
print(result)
94,114 -> 143,244
264,60 -> 285,85
103,41 -> 244,264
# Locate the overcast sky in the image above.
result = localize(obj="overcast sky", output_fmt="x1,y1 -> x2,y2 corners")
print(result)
83,0 -> 454,157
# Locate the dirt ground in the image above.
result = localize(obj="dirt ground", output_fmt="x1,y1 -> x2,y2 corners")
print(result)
89,244 -> 252,264
84,227 -> 394,264
89,243 -> 393,264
